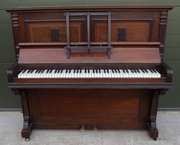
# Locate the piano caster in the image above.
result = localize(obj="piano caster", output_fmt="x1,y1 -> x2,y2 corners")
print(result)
93,126 -> 98,131
80,125 -> 85,132
25,138 -> 30,141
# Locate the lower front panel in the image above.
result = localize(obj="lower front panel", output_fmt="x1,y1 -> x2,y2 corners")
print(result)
26,89 -> 152,129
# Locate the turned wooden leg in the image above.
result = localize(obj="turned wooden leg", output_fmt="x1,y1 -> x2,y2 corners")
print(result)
146,117 -> 158,140
21,116 -> 32,140
21,91 -> 32,140
146,91 -> 159,141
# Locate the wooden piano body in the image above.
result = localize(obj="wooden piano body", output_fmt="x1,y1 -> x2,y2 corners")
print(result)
6,6 -> 173,140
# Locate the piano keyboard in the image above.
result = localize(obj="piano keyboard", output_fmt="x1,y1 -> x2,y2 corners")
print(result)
18,68 -> 161,79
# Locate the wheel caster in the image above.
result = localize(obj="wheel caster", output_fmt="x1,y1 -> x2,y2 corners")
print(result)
80,125 -> 85,132
25,138 -> 30,141
93,126 -> 98,130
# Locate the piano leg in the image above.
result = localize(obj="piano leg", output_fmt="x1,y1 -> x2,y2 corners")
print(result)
146,91 -> 159,140
20,91 -> 32,141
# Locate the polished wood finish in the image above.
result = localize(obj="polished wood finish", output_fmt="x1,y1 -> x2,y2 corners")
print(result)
6,6 -> 173,141
7,5 -> 173,59
26,89 -> 150,129
18,47 -> 161,64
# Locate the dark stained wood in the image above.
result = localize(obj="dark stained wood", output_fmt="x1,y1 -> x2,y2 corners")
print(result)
20,91 -> 32,139
14,77 -> 166,84
95,21 -> 151,42
27,21 -> 83,42
18,47 -> 161,64
6,5 -> 173,58
6,6 -> 173,141
6,5 -> 173,12
28,89 -> 147,129
146,91 -> 159,140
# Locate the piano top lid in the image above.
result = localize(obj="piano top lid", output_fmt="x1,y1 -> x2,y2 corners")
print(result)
6,5 -> 173,12
18,42 -> 161,64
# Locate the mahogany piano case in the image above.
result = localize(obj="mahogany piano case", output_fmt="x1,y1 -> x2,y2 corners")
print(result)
6,5 -> 173,141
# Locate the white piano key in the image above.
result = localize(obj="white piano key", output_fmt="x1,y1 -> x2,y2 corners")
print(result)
153,69 -> 161,78
30,70 -> 36,78
41,69 -> 47,78
17,68 -> 161,79
18,70 -> 25,78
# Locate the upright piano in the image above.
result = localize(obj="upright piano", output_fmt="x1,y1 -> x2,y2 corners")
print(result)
6,5 -> 173,140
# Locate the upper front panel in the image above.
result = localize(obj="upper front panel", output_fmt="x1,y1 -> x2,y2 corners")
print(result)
7,6 -> 173,59
18,11 -> 158,43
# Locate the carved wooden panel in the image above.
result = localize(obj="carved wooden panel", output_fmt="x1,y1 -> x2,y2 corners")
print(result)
95,21 -> 151,42
28,89 -> 143,129
26,22 -> 82,42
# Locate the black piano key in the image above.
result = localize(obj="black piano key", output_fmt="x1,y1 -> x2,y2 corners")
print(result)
27,70 -> 31,73
137,69 -> 140,73
49,70 -> 53,73
152,69 -> 156,73
34,70 -> 38,73
134,69 -> 138,73
143,69 -> 147,73
21,69 -> 26,73
151,69 -> 155,73
144,69 -> 148,73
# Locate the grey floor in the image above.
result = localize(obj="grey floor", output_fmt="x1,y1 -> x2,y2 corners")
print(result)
0,111 -> 180,145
